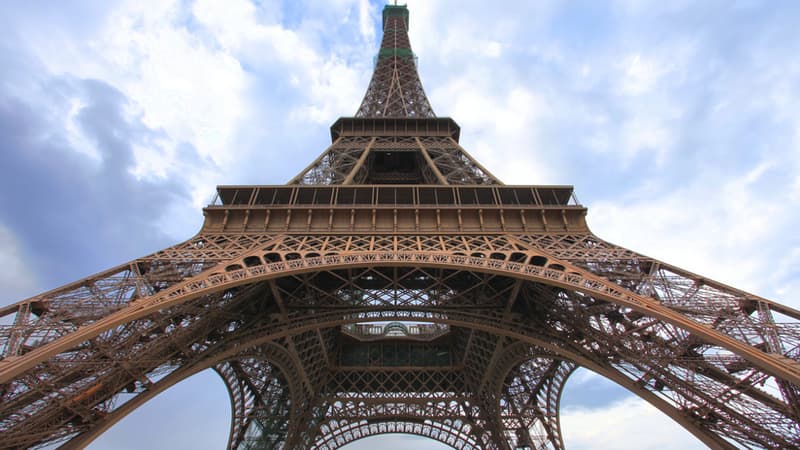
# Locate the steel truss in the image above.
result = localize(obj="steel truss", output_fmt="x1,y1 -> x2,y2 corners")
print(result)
1,3 -> 799,450
1,232 -> 798,449
355,8 -> 433,118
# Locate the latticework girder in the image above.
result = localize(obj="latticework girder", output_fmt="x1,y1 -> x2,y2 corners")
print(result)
1,231 -> 799,449
355,6 -> 434,118
289,133 -> 500,185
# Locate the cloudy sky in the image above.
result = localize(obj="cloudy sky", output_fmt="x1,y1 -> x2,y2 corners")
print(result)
2,0 -> 799,448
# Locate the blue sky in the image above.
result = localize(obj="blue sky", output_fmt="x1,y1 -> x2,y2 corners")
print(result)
1,0 -> 799,449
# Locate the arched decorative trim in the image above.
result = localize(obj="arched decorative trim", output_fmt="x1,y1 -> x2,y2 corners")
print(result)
484,344 -> 576,450
314,418 -> 478,449
56,310 -> 738,450
4,251 -> 796,388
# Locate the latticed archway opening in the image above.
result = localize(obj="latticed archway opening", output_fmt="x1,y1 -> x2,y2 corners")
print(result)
4,252 -> 797,449
87,369 -> 231,450
339,433 -> 454,449
317,419 -> 476,449
558,367 -> 708,449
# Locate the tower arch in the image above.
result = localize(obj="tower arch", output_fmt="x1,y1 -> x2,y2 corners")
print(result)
1,3 -> 798,450
3,254 -> 799,448
60,343 -> 303,450
339,433 -> 456,450
557,367 -> 709,450
86,368 -> 232,450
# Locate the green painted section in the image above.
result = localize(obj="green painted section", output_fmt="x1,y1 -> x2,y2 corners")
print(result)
378,47 -> 414,59
379,5 -> 413,59
383,4 -> 409,29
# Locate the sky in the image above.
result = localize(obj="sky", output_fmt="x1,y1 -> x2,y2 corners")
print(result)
1,0 -> 799,448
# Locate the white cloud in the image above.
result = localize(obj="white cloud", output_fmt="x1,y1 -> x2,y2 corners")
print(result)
561,396 -> 706,450
88,369 -> 231,450
430,72 -> 554,185
0,224 -> 41,304
64,97 -> 102,163
588,163 -> 798,308
342,434 -> 450,449
769,247 -> 800,313
792,176 -> 800,201
568,367 -> 605,386
618,115 -> 672,165
11,0 -> 373,208
619,53 -> 666,96
193,0 -> 315,65
97,0 -> 249,167
17,0 -> 249,215
612,0 -> 696,16
193,0 -> 366,123
357,0 -> 376,43
478,40 -> 503,58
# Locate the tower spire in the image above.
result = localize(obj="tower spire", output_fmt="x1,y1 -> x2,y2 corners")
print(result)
355,3 -> 435,118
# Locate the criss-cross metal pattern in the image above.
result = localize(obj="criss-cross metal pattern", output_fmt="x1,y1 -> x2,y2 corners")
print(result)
355,5 -> 434,118
1,4 -> 799,450
290,135 -> 499,186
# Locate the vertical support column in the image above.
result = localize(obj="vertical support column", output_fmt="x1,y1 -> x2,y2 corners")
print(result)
757,301 -> 800,418
471,391 -> 513,450
342,137 -> 376,185
5,302 -> 32,358
416,137 -> 448,184
498,359 -> 575,450
218,357 -> 296,450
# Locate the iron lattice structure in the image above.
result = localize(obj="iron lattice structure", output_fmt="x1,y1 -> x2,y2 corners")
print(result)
1,4 -> 799,450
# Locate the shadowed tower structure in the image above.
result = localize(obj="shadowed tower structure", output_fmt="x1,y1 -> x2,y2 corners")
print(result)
1,4 -> 799,450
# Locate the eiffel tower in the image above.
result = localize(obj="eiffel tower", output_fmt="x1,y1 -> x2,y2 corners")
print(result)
1,4 -> 799,450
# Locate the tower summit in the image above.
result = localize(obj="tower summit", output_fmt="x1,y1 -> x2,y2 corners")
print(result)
356,3 -> 434,118
1,4 -> 799,450
290,3 -> 498,186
